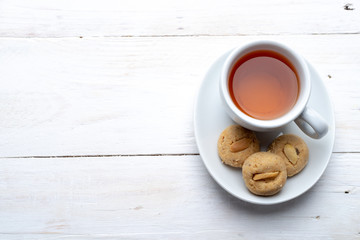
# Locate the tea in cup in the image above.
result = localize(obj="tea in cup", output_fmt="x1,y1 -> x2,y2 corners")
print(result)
219,40 -> 328,139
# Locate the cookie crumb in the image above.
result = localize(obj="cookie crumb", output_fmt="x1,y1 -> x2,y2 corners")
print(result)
134,206 -> 143,210
344,3 -> 355,10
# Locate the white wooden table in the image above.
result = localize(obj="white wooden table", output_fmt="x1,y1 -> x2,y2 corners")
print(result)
0,0 -> 359,239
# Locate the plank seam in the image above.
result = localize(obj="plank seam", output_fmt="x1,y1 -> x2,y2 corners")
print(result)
0,32 -> 359,39
0,153 -> 201,159
0,152 -> 358,159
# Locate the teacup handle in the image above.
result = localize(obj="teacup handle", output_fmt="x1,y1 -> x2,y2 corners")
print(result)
294,107 -> 328,139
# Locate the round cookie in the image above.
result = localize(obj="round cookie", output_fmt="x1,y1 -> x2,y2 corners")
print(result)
217,125 -> 260,168
242,152 -> 287,196
267,134 -> 309,177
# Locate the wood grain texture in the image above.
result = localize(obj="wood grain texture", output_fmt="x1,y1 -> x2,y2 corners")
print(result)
1,0 -> 359,238
0,35 -> 359,157
0,153 -> 359,239
0,0 -> 359,37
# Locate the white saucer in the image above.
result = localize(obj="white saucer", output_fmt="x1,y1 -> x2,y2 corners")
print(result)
194,51 -> 335,205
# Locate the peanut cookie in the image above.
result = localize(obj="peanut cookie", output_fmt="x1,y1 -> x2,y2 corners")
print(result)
242,152 -> 287,196
267,134 -> 309,177
217,125 -> 260,168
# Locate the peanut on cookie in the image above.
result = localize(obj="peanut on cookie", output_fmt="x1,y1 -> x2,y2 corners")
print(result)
267,134 -> 309,177
242,152 -> 287,196
217,125 -> 260,168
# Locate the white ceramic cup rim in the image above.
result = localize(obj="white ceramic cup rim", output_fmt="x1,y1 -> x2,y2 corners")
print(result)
220,40 -> 311,131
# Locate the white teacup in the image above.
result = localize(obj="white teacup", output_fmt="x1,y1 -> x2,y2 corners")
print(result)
219,40 -> 328,139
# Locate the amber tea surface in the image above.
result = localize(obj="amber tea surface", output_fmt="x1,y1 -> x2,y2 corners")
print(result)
229,50 -> 299,120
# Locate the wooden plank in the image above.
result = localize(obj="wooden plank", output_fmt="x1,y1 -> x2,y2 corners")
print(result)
0,35 -> 359,157
0,0 -> 359,37
0,153 -> 358,239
